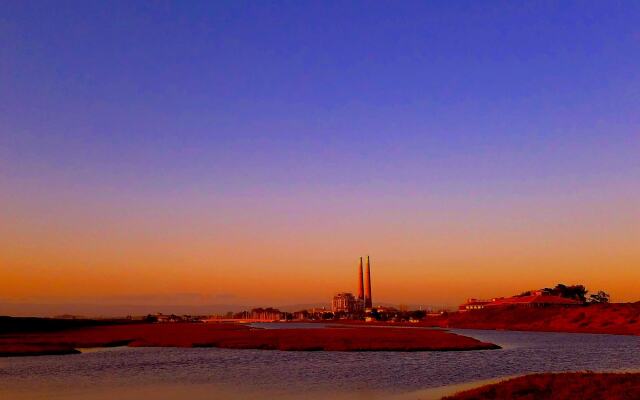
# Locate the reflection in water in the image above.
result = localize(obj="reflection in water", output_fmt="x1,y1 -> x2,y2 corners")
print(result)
1,329 -> 639,400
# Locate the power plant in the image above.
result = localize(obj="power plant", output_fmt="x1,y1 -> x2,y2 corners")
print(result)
357,257 -> 364,305
365,255 -> 372,309
332,256 -> 373,314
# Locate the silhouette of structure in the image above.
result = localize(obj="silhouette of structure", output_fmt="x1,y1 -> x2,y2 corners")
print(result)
332,292 -> 359,313
331,256 -> 373,316
365,256 -> 373,309
357,257 -> 364,306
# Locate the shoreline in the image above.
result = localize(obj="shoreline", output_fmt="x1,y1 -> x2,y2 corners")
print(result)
442,372 -> 640,400
337,321 -> 640,337
320,303 -> 640,336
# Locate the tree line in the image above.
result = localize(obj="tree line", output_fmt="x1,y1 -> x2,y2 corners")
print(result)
518,283 -> 610,304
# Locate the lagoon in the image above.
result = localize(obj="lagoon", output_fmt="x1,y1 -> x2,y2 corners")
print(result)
1,329 -> 638,400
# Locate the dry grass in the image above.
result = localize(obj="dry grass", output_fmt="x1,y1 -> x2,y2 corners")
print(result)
443,372 -> 640,400
426,303 -> 640,335
0,321 -> 499,356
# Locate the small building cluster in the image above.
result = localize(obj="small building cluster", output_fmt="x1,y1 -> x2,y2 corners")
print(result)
459,289 -> 582,311
292,308 -> 334,320
248,307 -> 285,321
149,313 -> 206,323
226,308 -> 287,321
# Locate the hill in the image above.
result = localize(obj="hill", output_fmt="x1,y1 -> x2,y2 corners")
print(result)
426,303 -> 640,335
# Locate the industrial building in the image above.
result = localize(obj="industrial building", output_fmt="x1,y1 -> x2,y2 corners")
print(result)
331,256 -> 373,315
332,292 -> 359,313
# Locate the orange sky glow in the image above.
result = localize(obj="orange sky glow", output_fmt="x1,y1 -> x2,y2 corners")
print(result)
2,178 -> 638,314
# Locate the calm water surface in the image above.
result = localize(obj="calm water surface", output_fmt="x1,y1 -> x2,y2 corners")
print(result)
1,327 -> 638,400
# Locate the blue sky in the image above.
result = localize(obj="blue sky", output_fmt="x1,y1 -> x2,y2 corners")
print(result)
3,1 -> 638,189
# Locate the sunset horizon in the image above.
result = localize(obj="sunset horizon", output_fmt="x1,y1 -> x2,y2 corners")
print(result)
2,2 -> 639,399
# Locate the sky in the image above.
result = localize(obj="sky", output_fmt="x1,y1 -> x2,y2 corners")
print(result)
1,1 -> 639,315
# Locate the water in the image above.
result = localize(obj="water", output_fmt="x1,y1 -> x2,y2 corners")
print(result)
1,329 -> 638,400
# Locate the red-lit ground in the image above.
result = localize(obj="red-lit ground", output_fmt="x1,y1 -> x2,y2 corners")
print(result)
426,303 -> 640,335
443,372 -> 640,400
0,321 -> 499,356
333,303 -> 640,335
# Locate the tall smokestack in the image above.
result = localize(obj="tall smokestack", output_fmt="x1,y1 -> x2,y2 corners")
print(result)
357,257 -> 364,302
365,255 -> 372,308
